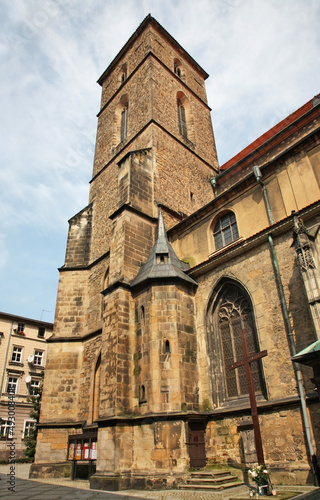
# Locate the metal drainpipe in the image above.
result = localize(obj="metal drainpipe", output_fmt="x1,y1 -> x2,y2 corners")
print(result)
210,177 -> 217,198
0,321 -> 14,395
253,165 -> 317,485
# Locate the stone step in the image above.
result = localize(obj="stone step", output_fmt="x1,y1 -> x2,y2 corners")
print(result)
190,470 -> 232,477
179,481 -> 245,491
187,475 -> 238,484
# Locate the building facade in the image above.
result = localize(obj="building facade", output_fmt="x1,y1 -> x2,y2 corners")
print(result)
31,16 -> 320,489
0,312 -> 51,459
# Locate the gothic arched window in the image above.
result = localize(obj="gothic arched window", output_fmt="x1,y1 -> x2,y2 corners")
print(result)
113,95 -> 129,148
120,103 -> 128,142
217,284 -> 265,399
119,63 -> 127,85
213,212 -> 239,250
207,281 -> 266,405
174,58 -> 185,81
177,98 -> 188,138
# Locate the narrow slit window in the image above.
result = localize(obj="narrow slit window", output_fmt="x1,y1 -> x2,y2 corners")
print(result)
120,103 -> 128,142
165,340 -> 170,353
177,99 -> 188,138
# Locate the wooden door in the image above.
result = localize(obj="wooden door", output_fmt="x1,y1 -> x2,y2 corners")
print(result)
188,422 -> 206,468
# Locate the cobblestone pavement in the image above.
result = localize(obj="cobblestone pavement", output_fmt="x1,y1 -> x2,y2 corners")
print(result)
0,464 -> 318,500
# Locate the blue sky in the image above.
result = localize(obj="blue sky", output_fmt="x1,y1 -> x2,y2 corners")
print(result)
1,0 -> 320,324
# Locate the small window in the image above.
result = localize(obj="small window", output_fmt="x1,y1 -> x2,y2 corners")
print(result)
11,346 -> 23,363
165,340 -> 170,354
0,419 -> 13,439
28,378 -> 41,396
140,305 -> 145,322
120,103 -> 128,142
119,63 -> 127,86
174,59 -> 185,80
174,62 -> 181,77
139,385 -> 146,404
213,212 -> 239,250
38,326 -> 45,338
7,376 -> 18,395
177,99 -> 187,138
161,386 -> 170,403
157,254 -> 168,264
23,421 -> 35,439
34,350 -> 44,366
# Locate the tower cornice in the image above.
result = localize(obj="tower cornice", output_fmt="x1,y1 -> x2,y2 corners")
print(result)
90,119 -> 217,184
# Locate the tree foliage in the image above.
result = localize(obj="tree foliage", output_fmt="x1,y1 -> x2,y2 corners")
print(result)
23,372 -> 43,460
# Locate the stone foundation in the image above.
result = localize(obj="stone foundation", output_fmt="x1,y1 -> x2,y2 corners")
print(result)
29,462 -> 72,479
90,472 -> 184,491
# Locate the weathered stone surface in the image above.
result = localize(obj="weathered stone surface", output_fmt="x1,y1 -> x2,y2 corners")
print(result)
34,15 -> 320,490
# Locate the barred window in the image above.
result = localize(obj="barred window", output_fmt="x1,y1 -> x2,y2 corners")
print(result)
213,212 -> 239,250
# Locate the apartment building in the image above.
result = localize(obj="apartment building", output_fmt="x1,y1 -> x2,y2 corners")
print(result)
0,312 -> 52,459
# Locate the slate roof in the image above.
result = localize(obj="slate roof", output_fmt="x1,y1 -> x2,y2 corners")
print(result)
131,208 -> 197,287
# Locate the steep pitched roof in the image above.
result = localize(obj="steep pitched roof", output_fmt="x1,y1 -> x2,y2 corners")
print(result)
131,208 -> 197,287
97,14 -> 208,86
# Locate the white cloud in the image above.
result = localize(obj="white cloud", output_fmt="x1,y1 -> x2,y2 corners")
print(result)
0,0 -> 319,320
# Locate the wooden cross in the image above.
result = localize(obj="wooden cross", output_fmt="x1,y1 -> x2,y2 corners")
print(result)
229,328 -> 268,465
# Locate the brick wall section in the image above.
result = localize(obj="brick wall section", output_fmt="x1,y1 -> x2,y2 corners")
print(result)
100,287 -> 133,418
39,342 -> 82,423
53,270 -> 88,337
132,283 -> 198,415
205,407 -> 310,473
34,428 -> 72,463
64,204 -> 93,267
117,149 -> 154,216
78,334 -> 102,422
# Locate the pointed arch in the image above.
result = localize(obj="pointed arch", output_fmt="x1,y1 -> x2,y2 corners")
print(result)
177,91 -> 195,143
113,94 -> 129,147
174,58 -> 185,81
207,278 -> 266,406
118,63 -> 128,86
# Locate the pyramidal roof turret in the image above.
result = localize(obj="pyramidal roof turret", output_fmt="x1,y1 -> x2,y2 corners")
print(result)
131,207 -> 197,288
97,14 -> 208,86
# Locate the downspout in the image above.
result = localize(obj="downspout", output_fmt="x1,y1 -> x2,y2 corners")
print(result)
210,177 -> 217,198
253,165 -> 317,485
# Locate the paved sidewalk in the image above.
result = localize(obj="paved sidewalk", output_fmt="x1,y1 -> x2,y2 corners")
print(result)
0,464 -> 318,500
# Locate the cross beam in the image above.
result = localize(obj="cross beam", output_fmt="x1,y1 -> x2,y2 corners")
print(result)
229,329 -> 267,465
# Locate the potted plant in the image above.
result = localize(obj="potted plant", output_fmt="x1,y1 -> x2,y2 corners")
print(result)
248,464 -> 270,496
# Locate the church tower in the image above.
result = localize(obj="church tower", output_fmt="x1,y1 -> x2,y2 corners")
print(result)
32,15 -> 218,488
